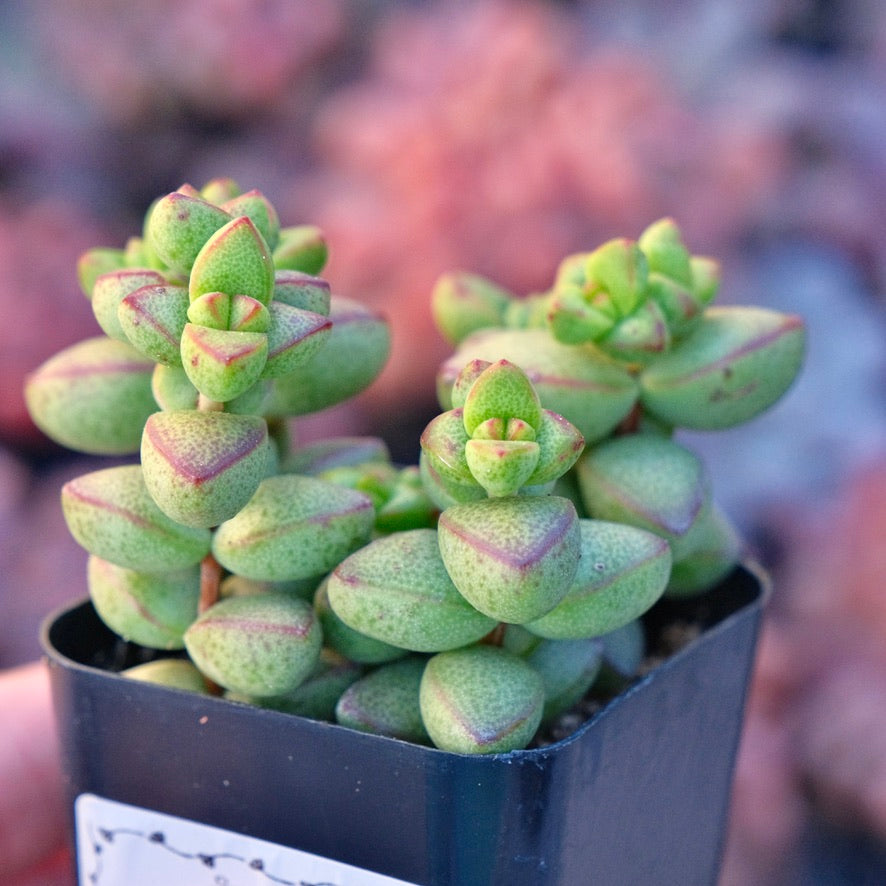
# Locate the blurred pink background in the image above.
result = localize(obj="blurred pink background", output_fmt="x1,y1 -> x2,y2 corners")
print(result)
1,1 -> 885,883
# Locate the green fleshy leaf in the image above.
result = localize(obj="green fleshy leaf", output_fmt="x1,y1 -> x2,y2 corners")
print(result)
374,465 -> 439,533
449,359 -> 492,409
437,496 -> 581,623
599,299 -> 670,361
118,284 -> 190,365
645,273 -> 702,339
273,225 -> 327,275
503,292 -> 552,329
639,306 -> 806,429
272,270 -> 331,315
420,646 -> 544,754
265,296 -> 390,417
25,337 -> 155,455
326,529 -> 496,652
419,409 -> 473,487
576,434 -> 708,559
520,635 -> 603,723
146,192 -> 232,274
599,618 -> 646,683
184,594 -> 321,697
91,269 -> 168,341
199,178 -> 241,204
221,189 -> 280,252
690,256 -> 720,304
151,364 -> 198,411
525,410 -> 585,487
212,474 -> 375,581
464,438 -> 540,497
189,216 -> 274,305
260,302 -> 332,379
419,450 -> 486,511
586,237 -> 648,316
336,657 -> 430,743
187,292 -> 270,333
123,659 -> 208,693
431,271 -> 513,346
637,218 -> 692,286
77,247 -> 127,298
88,555 -> 200,650
315,462 -> 400,512
665,505 -> 742,597
462,360 -> 542,436
546,284 -> 617,345
228,648 -> 363,721
141,410 -> 268,528
315,579 -> 408,665
180,324 -> 268,402
525,520 -> 672,639
61,464 -> 211,572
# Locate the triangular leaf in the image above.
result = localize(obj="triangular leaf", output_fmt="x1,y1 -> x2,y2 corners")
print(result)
189,216 -> 274,305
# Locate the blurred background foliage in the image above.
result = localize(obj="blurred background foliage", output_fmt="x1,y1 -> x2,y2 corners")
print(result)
1,1 -> 885,882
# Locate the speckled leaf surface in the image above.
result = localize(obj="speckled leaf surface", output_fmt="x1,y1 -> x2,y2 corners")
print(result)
326,528 -> 496,652
141,410 -> 269,528
212,474 -> 375,581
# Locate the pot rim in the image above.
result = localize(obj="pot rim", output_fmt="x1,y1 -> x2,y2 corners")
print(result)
40,560 -> 768,762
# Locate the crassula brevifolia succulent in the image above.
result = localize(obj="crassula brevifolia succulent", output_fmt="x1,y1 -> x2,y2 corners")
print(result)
25,183 -> 804,755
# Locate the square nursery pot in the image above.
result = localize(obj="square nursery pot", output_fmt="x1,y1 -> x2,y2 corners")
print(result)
42,563 -> 767,886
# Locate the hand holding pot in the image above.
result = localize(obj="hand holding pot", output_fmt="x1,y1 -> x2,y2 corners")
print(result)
0,662 -> 72,886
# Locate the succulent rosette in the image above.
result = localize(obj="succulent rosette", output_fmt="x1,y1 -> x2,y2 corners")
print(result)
421,358 -> 585,501
25,185 -> 805,755
543,219 -> 720,359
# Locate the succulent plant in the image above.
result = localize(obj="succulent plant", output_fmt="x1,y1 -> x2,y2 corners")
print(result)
25,183 -> 804,754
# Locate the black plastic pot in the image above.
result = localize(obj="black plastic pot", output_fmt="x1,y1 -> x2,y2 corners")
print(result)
42,564 -> 766,886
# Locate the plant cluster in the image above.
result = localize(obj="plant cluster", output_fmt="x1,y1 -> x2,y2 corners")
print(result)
25,181 -> 804,754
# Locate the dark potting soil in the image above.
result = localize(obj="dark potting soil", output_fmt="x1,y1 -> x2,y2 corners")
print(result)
532,611 -> 704,748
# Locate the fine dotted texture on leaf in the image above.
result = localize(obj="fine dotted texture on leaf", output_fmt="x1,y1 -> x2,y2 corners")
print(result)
188,216 -> 274,306
146,192 -> 231,274
265,296 -> 391,416
437,328 -> 638,445
576,434 -> 708,559
25,336 -> 156,455
212,474 -> 376,582
326,528 -> 496,652
118,284 -> 190,366
91,269 -> 168,342
184,594 -> 321,697
437,495 -> 581,623
639,306 -> 806,429
524,519 -> 672,639
87,555 -> 200,650
419,645 -> 545,754
61,464 -> 211,572
141,410 -> 269,528
180,324 -> 268,403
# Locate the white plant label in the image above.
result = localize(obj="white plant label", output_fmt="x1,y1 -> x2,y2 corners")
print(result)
75,794 -> 420,886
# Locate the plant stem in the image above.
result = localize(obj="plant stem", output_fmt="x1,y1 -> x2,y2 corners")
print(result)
615,401 -> 643,435
199,553 -> 223,615
482,623 -> 506,647
197,393 -> 225,412
195,393 -> 225,614
198,551 -> 224,695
